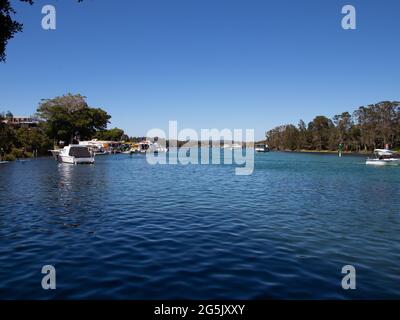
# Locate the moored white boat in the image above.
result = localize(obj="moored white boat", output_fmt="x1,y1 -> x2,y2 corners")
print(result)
58,145 -> 95,164
366,149 -> 400,166
137,140 -> 168,154
255,144 -> 270,152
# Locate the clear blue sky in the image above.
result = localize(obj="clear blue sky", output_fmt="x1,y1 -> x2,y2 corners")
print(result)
1,0 -> 399,139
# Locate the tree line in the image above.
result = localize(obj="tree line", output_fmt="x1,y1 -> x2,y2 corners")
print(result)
1,93 -> 127,161
265,101 -> 400,152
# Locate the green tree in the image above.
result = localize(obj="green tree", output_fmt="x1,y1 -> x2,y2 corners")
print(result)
37,93 -> 111,144
297,119 -> 308,149
332,112 -> 353,151
308,116 -> 334,150
16,127 -> 53,154
0,113 -> 16,153
95,128 -> 125,141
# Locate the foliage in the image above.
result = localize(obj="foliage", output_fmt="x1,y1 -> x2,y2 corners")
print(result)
1,93 -> 113,161
0,113 -> 16,153
37,93 -> 111,144
16,126 -> 53,154
94,127 -> 125,141
266,101 -> 400,152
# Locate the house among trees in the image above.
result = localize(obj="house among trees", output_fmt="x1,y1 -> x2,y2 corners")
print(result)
1,116 -> 42,128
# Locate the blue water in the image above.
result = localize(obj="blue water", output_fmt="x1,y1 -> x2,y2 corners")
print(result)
1,151 -> 400,299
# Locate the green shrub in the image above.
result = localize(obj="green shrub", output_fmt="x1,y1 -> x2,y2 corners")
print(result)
3,153 -> 16,161
10,148 -> 32,159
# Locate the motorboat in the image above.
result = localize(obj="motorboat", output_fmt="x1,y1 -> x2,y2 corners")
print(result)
366,149 -> 400,166
93,148 -> 110,156
58,145 -> 95,164
137,140 -> 168,154
150,142 -> 168,154
255,144 -> 270,152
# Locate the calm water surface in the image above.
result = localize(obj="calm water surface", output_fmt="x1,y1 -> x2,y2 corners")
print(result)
1,151 -> 400,299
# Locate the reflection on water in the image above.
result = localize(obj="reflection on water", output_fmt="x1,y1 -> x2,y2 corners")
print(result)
1,152 -> 400,299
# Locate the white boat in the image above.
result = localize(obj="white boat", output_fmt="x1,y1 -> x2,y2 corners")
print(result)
58,145 -> 95,164
366,149 -> 400,166
255,144 -> 270,152
222,143 -> 242,150
79,140 -> 117,155
138,140 -> 168,154
94,149 -> 109,156
150,142 -> 168,153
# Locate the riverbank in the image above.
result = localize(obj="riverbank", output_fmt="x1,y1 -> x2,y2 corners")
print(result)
267,149 -> 373,155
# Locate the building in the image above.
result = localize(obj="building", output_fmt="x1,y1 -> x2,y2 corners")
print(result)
1,116 -> 42,127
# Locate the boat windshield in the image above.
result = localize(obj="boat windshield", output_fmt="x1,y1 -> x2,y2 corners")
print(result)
69,147 -> 91,158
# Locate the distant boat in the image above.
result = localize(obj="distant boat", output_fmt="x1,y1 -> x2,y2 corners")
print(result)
222,143 -> 242,150
0,161 -> 8,164
255,144 -> 270,153
137,141 -> 168,154
366,149 -> 400,166
57,145 -> 95,164
94,149 -> 109,156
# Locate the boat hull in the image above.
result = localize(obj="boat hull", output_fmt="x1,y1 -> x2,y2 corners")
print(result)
366,159 -> 400,166
59,155 -> 95,164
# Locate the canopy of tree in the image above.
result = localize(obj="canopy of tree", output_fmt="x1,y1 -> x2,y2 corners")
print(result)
94,128 -> 126,141
37,93 -> 111,143
266,101 -> 400,152
0,0 -> 82,62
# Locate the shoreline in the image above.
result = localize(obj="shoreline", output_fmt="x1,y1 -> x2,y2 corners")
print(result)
276,149 -> 372,156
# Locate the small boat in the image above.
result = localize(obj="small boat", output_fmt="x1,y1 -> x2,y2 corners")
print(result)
366,149 -> 400,166
222,143 -> 242,150
255,144 -> 270,152
94,149 -> 109,156
58,145 -> 95,164
122,143 -> 141,154
0,161 -> 8,165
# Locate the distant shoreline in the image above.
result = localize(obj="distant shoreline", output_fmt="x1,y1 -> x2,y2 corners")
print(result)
275,149 -> 371,156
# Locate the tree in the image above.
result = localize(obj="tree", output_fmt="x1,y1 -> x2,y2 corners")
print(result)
16,126 -> 52,154
333,112 -> 353,150
265,100 -> 400,152
308,116 -> 334,150
297,119 -> 308,149
0,0 -> 82,62
37,93 -> 111,144
95,128 -> 125,141
0,113 -> 16,153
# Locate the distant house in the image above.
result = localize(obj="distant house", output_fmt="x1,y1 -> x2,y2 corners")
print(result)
2,116 -> 42,127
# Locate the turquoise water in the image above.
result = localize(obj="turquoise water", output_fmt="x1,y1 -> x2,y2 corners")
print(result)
0,151 -> 400,299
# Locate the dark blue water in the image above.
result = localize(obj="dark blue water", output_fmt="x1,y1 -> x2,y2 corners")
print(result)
1,151 -> 400,299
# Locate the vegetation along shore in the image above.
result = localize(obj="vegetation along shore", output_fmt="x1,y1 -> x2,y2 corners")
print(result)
2,97 -> 399,162
264,101 -> 400,153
